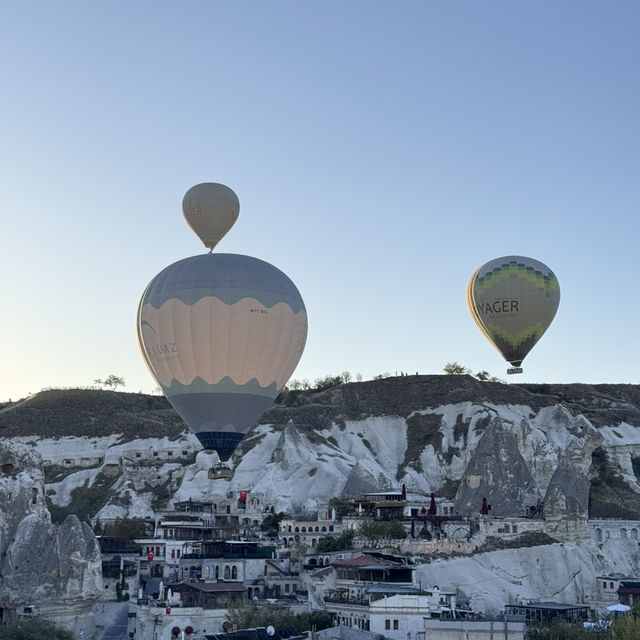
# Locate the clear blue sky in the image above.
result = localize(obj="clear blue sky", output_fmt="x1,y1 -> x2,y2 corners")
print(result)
2,1 -> 639,401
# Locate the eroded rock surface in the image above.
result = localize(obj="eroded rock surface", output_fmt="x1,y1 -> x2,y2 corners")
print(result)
0,441 -> 102,637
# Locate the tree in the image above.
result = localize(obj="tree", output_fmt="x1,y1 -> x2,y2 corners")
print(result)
443,362 -> 470,375
475,370 -> 503,383
260,512 -> 287,537
315,536 -> 339,553
612,613 -> 640,639
527,619 -> 608,639
313,375 -> 344,391
315,530 -> 355,553
226,605 -> 332,633
359,520 -> 407,541
289,539 -> 309,562
0,618 -> 74,640
115,570 -> 130,602
102,517 -> 146,541
94,374 -> 125,391
328,497 -> 352,518
335,530 -> 355,549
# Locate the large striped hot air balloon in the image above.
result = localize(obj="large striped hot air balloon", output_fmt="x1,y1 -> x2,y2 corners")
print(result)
467,255 -> 560,374
137,253 -> 308,461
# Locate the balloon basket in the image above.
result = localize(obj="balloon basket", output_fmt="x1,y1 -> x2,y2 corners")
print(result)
208,462 -> 233,480
507,367 -> 523,375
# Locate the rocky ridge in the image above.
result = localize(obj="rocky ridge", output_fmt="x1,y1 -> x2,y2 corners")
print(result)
0,440 -> 103,636
1,376 -> 639,522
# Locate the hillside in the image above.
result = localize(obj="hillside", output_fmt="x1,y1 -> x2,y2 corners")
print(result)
0,388 -> 185,440
2,376 -> 640,521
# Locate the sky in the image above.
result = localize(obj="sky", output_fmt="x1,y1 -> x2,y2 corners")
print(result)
1,1 -> 639,402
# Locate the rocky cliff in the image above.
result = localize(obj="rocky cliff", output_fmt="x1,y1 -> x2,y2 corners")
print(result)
2,376 -> 640,521
0,440 -> 103,637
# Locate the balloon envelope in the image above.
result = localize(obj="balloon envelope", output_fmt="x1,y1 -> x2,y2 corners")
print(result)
137,253 -> 307,460
467,255 -> 560,370
182,183 -> 240,251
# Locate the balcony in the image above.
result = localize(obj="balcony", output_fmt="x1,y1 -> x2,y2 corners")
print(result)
324,597 -> 369,608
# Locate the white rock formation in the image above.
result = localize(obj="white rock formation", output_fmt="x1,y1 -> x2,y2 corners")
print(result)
0,440 -> 103,637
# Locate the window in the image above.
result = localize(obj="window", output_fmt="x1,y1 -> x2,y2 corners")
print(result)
168,452 -> 173,457
385,620 -> 390,630
285,584 -> 290,593
224,566 -> 230,579
136,453 -> 141,458
232,566 -> 238,579
393,620 -> 398,630
512,525 -> 518,533
153,452 -> 158,457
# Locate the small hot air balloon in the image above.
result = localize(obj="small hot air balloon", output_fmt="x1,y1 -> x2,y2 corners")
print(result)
182,182 -> 240,251
137,253 -> 307,461
467,255 -> 560,374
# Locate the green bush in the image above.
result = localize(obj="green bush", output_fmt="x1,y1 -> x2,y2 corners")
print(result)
315,531 -> 355,552
226,604 -> 332,633
260,512 -> 287,537
359,520 -> 407,540
0,618 -> 74,640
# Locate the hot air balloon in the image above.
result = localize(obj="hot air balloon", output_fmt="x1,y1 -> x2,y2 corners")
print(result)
137,252 -> 307,461
137,253 -> 307,462
467,255 -> 560,374
182,182 -> 240,251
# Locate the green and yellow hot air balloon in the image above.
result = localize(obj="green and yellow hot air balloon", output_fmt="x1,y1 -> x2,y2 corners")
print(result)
467,255 -> 560,374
